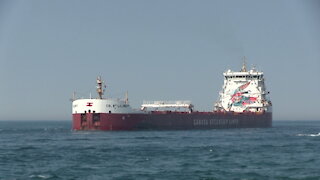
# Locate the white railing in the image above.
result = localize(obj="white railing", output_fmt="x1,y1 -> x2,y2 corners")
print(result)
141,100 -> 193,109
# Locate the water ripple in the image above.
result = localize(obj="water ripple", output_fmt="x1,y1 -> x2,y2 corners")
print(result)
0,120 -> 319,180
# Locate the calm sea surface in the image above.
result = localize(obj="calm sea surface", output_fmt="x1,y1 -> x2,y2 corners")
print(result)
0,120 -> 319,180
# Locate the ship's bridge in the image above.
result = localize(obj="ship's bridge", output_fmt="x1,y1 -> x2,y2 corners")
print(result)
214,59 -> 272,113
224,70 -> 264,80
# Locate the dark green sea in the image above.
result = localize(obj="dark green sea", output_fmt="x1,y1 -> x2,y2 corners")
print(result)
0,120 -> 319,180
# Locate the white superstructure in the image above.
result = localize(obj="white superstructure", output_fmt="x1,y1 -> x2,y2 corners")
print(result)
214,59 -> 272,113
72,98 -> 138,114
141,100 -> 194,112
72,76 -> 141,114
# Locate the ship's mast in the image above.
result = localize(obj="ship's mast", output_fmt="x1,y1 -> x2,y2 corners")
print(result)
70,91 -> 76,102
96,76 -> 106,99
241,56 -> 247,72
125,91 -> 129,104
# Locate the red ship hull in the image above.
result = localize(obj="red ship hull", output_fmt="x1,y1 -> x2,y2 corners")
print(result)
72,112 -> 272,130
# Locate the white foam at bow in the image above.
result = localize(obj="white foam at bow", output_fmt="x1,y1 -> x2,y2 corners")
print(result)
297,133 -> 320,137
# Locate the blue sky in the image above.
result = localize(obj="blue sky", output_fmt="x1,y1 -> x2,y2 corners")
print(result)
0,0 -> 319,120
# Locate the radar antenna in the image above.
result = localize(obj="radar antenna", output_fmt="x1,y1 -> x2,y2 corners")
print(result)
241,56 -> 247,72
252,64 -> 256,71
96,76 -> 106,99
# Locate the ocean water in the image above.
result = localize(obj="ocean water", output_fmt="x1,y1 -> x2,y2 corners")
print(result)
0,121 -> 319,180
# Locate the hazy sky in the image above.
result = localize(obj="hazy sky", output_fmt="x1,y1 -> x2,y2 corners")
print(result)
1,0 -> 319,120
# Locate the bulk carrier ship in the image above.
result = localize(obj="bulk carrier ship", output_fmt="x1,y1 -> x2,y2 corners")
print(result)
72,61 -> 272,130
